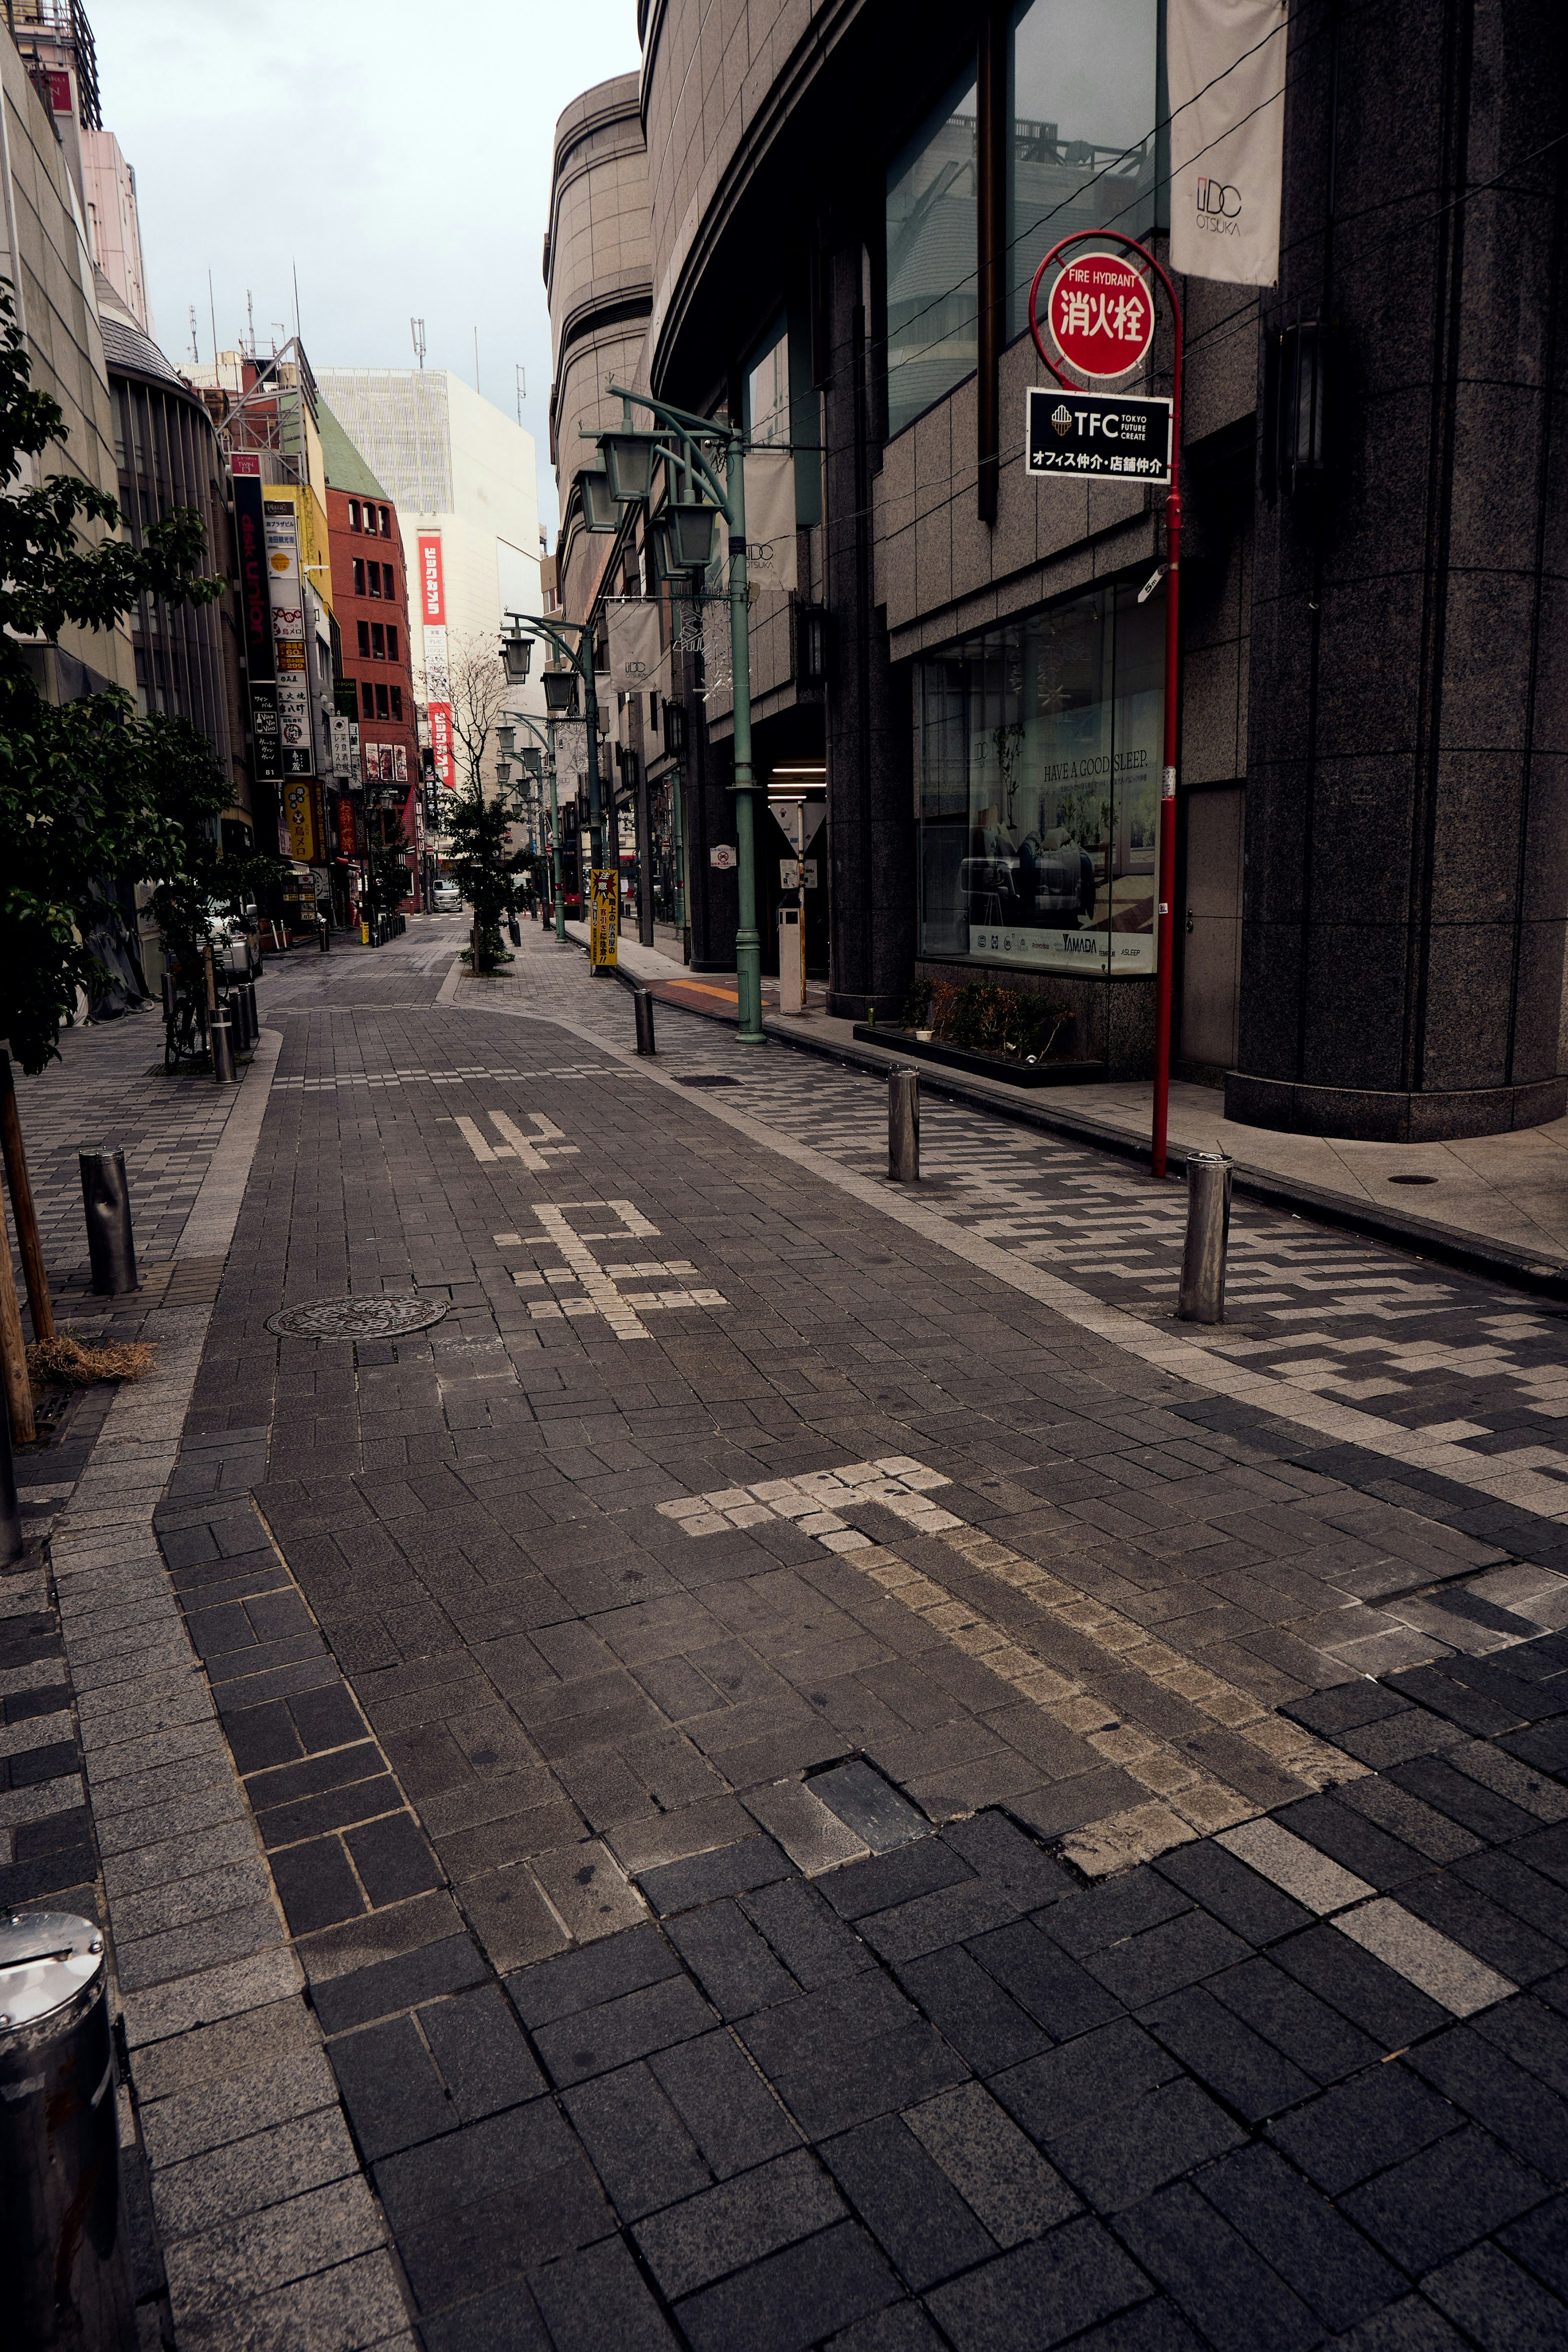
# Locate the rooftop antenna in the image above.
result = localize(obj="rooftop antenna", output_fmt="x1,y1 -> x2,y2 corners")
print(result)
188,303 -> 198,364
515,364 -> 526,426
207,268 -> 216,366
292,258 -> 301,345
410,315 -> 425,368
473,325 -> 480,392
245,288 -> 255,359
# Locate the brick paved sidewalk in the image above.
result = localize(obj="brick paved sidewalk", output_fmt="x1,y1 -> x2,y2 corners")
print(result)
10,916 -> 1568,2349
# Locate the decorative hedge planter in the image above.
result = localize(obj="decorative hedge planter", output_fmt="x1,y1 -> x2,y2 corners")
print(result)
852,1025 -> 1106,1087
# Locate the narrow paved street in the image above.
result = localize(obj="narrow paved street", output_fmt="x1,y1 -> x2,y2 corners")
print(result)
9,919 -> 1568,2350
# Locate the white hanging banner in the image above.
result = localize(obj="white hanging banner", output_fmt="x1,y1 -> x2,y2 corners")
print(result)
555,720 -> 590,782
1168,0 -> 1289,287
741,448 -> 797,592
607,599 -> 662,689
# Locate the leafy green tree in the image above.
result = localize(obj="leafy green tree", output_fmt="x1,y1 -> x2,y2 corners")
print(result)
363,805 -> 413,923
146,718 -> 286,1021
445,780 -> 529,973
0,283 -> 225,1070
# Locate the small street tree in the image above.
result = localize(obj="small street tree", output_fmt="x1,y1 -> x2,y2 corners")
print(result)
436,631 -> 528,973
0,285 -> 226,1072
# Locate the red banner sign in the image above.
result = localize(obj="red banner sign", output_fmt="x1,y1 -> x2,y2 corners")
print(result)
428,702 -> 454,787
417,535 -> 445,625
336,795 -> 356,857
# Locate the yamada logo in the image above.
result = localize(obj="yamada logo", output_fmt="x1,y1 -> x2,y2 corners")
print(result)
1196,178 -> 1242,234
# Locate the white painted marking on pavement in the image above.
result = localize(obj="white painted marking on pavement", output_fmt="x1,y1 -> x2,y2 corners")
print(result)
658,1456 -> 962,1549
1334,1896 -> 1516,2015
1217,1819 -> 1374,1913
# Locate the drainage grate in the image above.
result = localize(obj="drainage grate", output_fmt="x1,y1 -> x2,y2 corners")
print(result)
674,1073 -> 739,1088
265,1295 -> 449,1340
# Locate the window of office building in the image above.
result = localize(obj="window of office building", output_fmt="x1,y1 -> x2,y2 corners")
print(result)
357,620 -> 371,657
379,506 -> 391,535
375,683 -> 390,720
386,625 -> 398,662
746,319 -> 789,448
361,682 -> 374,720
915,581 -> 1163,978
372,623 -> 385,658
886,65 -> 978,438
1007,0 -> 1159,339
368,562 -> 382,598
391,686 -> 403,721
353,558 -> 365,595
349,500 -> 361,530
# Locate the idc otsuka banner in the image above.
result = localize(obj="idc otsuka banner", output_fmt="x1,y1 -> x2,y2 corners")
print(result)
1168,0 -> 1289,287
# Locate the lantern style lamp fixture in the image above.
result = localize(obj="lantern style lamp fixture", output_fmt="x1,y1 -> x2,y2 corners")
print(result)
495,759 -> 512,785
599,430 -> 659,504
497,725 -> 515,757
542,667 -> 578,717
665,500 -> 718,572
500,623 -> 532,684
580,467 -> 619,532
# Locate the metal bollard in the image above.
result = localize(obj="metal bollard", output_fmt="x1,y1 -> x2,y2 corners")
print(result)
0,1387 -> 21,1563
0,1910 -> 137,2349
232,988 -> 254,1054
1177,1151 -> 1232,1324
633,987 -> 656,1057
210,1006 -> 236,1086
160,972 -> 176,1028
244,980 -> 259,1047
78,1151 -> 138,1297
888,1068 -> 920,1182
508,916 -> 522,947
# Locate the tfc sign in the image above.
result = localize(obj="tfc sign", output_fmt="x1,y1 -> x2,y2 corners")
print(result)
1025,389 -> 1173,486
1045,254 -> 1154,379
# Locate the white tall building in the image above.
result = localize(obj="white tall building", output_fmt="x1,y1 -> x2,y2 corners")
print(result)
313,367 -> 542,663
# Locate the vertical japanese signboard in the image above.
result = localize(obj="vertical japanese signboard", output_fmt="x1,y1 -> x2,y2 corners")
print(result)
232,457 -> 281,782
265,499 -> 313,780
418,534 -> 454,788
589,868 -> 619,969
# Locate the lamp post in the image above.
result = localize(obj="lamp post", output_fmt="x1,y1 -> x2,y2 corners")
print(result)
509,711 -> 568,944
590,386 -> 763,1045
503,610 -> 606,887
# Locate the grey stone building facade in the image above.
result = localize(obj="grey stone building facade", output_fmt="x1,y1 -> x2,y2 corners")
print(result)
547,0 -> 1568,1141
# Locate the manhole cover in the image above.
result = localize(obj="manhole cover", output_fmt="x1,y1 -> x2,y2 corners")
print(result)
265,1295 -> 448,1340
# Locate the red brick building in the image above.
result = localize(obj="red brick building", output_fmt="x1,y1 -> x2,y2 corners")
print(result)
318,400 -> 423,912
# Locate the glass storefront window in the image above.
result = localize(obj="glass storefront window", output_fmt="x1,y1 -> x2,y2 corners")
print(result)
915,582 -> 1163,977
1007,0 -> 1159,341
886,65 -> 978,439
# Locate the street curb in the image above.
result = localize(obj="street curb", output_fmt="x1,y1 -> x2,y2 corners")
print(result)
606,962 -> 1568,1305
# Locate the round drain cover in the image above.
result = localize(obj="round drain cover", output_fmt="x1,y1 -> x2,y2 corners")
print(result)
265,1295 -> 448,1340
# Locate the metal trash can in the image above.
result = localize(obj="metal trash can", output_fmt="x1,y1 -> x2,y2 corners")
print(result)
1177,1151 -> 1232,1324
888,1068 -> 920,1183
633,987 -> 656,1056
0,1911 -> 136,2349
78,1153 -> 137,1297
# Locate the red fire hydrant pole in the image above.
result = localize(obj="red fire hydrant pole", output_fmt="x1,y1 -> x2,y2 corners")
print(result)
1029,232 -> 1184,1181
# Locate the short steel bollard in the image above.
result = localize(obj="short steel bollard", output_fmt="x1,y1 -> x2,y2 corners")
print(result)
231,988 -> 253,1054
78,1152 -> 137,1297
244,980 -> 259,1047
888,1068 -> 920,1182
508,916 -> 522,947
318,915 -> 331,953
0,1389 -> 21,1564
209,1005 -> 236,1085
1177,1151 -> 1232,1324
1,1911 -> 137,2350
633,987 -> 656,1057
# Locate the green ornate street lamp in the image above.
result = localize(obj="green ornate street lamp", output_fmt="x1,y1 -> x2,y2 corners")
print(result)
507,709 -> 568,944
586,386 -> 764,1045
501,609 -> 607,882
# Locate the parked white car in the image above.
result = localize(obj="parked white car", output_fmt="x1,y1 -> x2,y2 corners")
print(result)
431,881 -> 462,912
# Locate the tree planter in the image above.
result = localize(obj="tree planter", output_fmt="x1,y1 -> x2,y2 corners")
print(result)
852,1026 -> 1106,1087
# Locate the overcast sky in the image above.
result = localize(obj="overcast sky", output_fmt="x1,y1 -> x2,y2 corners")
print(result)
93,0 -> 644,537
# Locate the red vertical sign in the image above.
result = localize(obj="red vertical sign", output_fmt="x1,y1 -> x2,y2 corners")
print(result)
417,534 -> 454,787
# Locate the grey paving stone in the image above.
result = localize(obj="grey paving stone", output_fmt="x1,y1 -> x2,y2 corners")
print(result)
1267,2064 -> 1460,2195
924,2214 -> 1153,2350
310,1932 -> 488,2035
564,2060 -> 712,2220
1421,2238 -> 1568,2349
1206,2152 -> 1398,2333
819,1837 -> 973,1922
327,2016 -> 454,2162
151,2104 -> 362,2239
1271,1923 -> 1451,2048
673,2217 -> 900,2352
638,1833 -> 795,1915
966,1919 -> 1125,2043
1151,1839 -> 1314,1946
812,1760 -> 930,1853
650,2028 -> 803,2178
138,2044 -> 339,2170
1340,2123 -> 1549,2274
508,1921 -> 683,2028
417,2278 -> 551,2352
633,2146 -> 845,2298
740,1877 -> 875,1989
530,2233 -> 677,2350
532,1972 -> 716,2087
1115,2180 -> 1320,2352
667,1899 -> 800,2017
822,2114 -> 994,2289
895,1943 -> 1049,2075
902,2080 -> 1078,2248
419,1983 -> 545,2119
